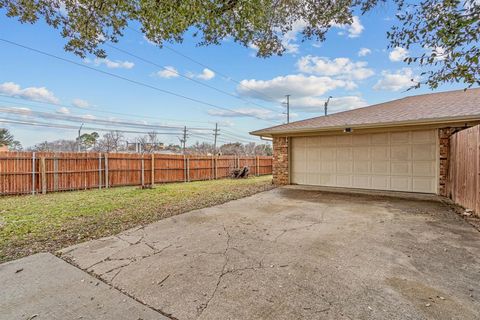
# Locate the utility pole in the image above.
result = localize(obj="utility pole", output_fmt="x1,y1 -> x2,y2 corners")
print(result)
324,96 -> 332,116
213,123 -> 220,155
179,126 -> 187,154
77,123 -> 84,152
285,94 -> 290,123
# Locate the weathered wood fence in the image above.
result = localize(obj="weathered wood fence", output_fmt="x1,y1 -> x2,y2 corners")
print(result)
447,125 -> 480,215
0,152 -> 272,196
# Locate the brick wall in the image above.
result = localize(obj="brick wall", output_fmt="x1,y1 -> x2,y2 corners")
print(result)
272,137 -> 289,185
438,128 -> 456,196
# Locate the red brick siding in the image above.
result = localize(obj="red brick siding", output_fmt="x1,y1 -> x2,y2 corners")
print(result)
438,128 -> 459,196
272,137 -> 289,185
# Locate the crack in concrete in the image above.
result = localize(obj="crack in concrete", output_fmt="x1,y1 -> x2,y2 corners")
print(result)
196,223 -> 231,318
274,206 -> 328,242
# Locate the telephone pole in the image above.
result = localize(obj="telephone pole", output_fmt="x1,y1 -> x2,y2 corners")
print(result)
182,126 -> 187,153
213,123 -> 220,155
284,94 -> 290,123
178,126 -> 188,154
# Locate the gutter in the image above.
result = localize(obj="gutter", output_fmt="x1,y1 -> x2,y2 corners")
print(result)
249,114 -> 480,137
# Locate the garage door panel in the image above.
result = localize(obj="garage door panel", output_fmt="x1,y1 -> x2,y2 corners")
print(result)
391,176 -> 412,191
336,135 -> 352,145
412,130 -> 436,143
336,175 -> 352,187
372,161 -> 390,175
320,161 -> 335,173
336,147 -> 353,160
353,147 -> 370,160
354,161 -> 371,174
391,145 -> 411,161
353,134 -> 371,145
391,131 -> 411,144
413,161 -> 436,177
372,146 -> 390,160
371,133 -> 389,145
391,161 -> 412,176
320,136 -> 336,146
321,148 -> 336,160
413,177 -> 436,193
412,144 -> 436,161
291,130 -> 438,194
337,161 -> 353,174
372,176 -> 390,190
353,175 -> 371,188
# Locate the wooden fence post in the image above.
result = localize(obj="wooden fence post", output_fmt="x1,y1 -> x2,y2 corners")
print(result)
151,154 -> 155,186
214,156 -> 218,180
98,153 -> 102,189
53,154 -> 59,192
32,152 -> 36,195
105,153 -> 109,188
256,156 -> 259,176
141,156 -> 145,187
183,155 -> 187,182
40,156 -> 47,195
186,157 -> 190,182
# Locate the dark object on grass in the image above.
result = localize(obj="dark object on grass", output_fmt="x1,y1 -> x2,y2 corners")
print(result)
231,166 -> 250,179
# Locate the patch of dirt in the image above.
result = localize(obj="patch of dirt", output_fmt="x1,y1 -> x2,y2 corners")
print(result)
386,277 -> 477,320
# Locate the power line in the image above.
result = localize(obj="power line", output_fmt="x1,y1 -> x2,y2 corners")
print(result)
0,118 -> 184,135
0,38 -> 278,123
0,94 -> 225,126
105,44 -> 281,113
129,27 -> 280,103
0,106 -> 212,131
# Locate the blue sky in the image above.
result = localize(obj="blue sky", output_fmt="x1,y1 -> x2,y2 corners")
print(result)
0,4 -> 468,147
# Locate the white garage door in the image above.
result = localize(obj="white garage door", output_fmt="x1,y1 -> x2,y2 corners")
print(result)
291,130 -> 438,193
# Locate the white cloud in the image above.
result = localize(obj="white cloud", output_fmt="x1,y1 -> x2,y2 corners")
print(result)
56,107 -> 70,114
389,47 -> 409,62
91,58 -> 134,69
281,20 -> 308,54
207,108 -> 288,121
358,48 -> 372,57
156,66 -> 179,79
71,98 -> 91,108
373,68 -> 419,91
297,56 -> 374,80
0,82 -> 60,104
81,114 -> 96,120
290,96 -> 368,113
197,68 -> 215,80
332,16 -> 364,38
237,74 -> 356,101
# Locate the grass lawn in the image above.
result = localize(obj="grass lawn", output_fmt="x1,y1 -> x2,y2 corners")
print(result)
0,175 -> 274,263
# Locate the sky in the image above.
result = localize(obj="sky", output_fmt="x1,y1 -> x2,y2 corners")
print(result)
0,3 -> 469,148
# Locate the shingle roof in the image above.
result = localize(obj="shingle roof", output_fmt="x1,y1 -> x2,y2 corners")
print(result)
251,88 -> 480,136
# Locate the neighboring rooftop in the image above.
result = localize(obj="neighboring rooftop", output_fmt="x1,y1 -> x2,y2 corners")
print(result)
251,88 -> 480,136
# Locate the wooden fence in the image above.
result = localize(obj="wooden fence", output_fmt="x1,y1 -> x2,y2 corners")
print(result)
447,125 -> 480,215
0,152 -> 272,196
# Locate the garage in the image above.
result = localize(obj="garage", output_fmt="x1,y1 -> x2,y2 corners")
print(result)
290,130 -> 438,193
251,88 -> 480,195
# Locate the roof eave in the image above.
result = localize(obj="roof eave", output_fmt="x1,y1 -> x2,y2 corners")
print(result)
249,115 -> 480,137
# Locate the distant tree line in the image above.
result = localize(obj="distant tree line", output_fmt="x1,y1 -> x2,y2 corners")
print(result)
25,130 -> 272,156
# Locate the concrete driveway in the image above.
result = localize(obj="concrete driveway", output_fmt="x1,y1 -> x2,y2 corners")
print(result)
59,187 -> 480,320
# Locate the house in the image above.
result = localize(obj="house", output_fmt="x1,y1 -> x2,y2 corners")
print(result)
251,88 -> 480,195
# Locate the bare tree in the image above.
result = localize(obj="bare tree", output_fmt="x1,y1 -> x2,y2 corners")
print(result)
96,131 -> 125,153
29,139 -> 77,152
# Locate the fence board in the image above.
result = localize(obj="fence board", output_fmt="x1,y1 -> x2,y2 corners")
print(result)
448,125 -> 480,216
0,152 -> 272,196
